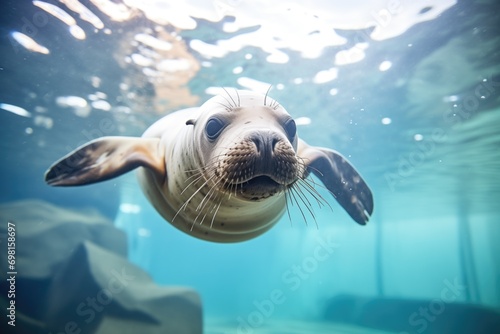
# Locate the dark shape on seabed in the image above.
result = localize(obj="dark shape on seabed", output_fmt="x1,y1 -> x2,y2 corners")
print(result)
324,294 -> 500,334
0,200 -> 202,334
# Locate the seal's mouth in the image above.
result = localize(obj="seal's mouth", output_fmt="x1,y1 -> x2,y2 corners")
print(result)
244,175 -> 280,188
236,175 -> 285,200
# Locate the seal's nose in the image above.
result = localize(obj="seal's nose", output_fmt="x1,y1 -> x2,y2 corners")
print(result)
250,132 -> 280,158
248,132 -> 279,177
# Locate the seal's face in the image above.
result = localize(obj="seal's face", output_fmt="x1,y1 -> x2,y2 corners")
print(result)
193,91 -> 302,201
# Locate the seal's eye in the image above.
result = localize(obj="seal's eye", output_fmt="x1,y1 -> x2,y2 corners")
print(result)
284,119 -> 297,139
205,118 -> 225,140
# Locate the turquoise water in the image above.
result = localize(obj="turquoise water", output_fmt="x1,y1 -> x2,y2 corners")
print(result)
1,0 -> 500,333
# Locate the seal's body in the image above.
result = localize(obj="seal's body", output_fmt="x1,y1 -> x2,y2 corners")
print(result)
45,90 -> 373,242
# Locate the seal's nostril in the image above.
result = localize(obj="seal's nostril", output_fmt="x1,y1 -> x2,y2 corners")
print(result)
272,137 -> 279,150
253,136 -> 262,152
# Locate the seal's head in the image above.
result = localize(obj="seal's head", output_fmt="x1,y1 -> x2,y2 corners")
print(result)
188,90 -> 302,201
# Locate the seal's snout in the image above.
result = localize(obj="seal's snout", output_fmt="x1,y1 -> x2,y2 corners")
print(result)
214,129 -> 301,200
247,131 -> 295,180
249,131 -> 280,160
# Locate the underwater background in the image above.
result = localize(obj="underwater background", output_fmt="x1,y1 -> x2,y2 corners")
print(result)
1,0 -> 500,333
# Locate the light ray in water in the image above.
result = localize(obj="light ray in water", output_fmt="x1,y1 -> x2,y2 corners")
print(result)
33,1 -> 77,26
10,32 -> 50,54
59,0 -> 104,29
0,103 -> 32,117
33,1 -> 87,40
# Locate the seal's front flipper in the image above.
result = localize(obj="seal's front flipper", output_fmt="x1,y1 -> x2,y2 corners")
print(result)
45,136 -> 164,186
298,139 -> 373,225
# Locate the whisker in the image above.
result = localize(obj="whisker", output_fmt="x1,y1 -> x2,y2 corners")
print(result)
228,180 -> 234,199
286,186 -> 310,226
264,85 -> 273,106
222,87 -> 237,108
293,187 -> 316,221
173,174 -> 217,222
291,181 -> 314,208
182,153 -> 227,185
210,199 -> 223,229
291,185 -> 318,227
190,176 -> 225,230
196,177 -> 223,212
219,94 -> 235,111
216,101 -> 233,111
303,175 -> 336,200
202,194 -> 221,228
284,191 -> 293,227
295,158 -> 336,201
192,188 -> 217,230
197,207 -> 209,228
296,178 -> 332,210
181,172 -> 205,195
307,165 -> 323,177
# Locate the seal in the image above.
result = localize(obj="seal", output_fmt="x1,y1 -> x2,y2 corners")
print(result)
45,90 -> 373,242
